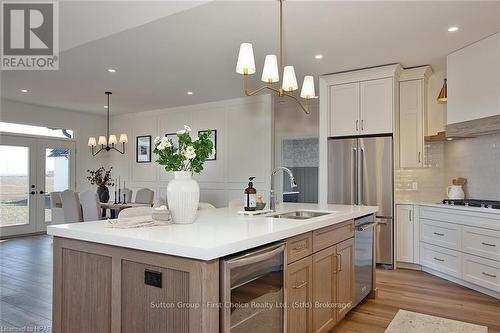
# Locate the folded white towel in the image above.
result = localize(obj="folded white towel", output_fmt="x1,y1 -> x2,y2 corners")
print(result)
106,215 -> 171,229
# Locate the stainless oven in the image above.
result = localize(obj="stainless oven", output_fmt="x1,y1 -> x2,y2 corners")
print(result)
220,243 -> 286,333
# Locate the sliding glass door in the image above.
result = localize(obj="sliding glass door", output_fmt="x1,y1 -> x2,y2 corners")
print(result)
0,134 -> 75,237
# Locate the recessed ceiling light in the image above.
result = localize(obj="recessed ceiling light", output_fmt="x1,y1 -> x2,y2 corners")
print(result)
448,26 -> 459,32
107,68 -> 116,73
187,91 -> 193,95
447,137 -> 454,141
314,54 -> 323,59
20,89 -> 28,93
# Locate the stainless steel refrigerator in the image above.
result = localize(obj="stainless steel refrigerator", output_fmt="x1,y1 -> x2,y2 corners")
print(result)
327,135 -> 393,266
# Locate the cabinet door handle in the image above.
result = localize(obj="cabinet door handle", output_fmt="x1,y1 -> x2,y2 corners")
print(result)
408,210 -> 412,221
292,281 -> 308,289
418,152 -> 421,163
481,242 -> 496,247
433,232 -> 445,236
337,253 -> 342,272
433,257 -> 444,262
361,120 -> 364,130
482,272 -> 497,278
356,120 -> 359,131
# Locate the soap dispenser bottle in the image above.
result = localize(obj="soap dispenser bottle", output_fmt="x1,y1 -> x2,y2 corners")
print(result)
244,177 -> 257,211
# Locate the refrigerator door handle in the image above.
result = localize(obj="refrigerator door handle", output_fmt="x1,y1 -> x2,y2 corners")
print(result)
353,147 -> 358,205
359,147 -> 364,205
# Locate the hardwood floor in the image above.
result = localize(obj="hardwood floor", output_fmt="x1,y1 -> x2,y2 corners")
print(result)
332,268 -> 500,333
1,235 -> 499,333
0,235 -> 53,332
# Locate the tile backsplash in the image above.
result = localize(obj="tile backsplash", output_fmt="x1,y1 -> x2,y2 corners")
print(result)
396,133 -> 500,203
445,133 -> 500,200
395,141 -> 446,203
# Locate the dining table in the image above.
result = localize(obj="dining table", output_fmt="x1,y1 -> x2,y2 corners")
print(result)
100,202 -> 153,219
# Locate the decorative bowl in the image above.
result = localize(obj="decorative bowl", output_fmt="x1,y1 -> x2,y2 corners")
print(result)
256,202 -> 266,210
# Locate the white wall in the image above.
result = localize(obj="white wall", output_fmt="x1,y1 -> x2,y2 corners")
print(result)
108,94 -> 273,207
0,98 -> 104,192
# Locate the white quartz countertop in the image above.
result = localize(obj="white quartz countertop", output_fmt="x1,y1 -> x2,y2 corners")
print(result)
397,202 -> 500,215
47,203 -> 377,261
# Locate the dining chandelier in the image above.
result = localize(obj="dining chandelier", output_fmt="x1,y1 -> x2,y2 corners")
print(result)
87,91 -> 128,156
236,0 -> 316,114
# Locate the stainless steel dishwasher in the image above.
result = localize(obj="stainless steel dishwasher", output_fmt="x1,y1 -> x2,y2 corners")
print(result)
220,242 -> 286,333
354,214 -> 376,307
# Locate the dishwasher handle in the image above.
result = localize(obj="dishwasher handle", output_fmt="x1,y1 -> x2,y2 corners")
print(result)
355,222 -> 377,232
225,243 -> 285,269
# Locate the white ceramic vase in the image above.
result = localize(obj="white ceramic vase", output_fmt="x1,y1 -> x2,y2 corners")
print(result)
167,171 -> 199,224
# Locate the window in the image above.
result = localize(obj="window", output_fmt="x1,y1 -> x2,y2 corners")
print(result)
0,122 -> 73,138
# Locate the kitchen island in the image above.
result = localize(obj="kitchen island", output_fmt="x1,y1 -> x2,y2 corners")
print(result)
48,203 -> 378,333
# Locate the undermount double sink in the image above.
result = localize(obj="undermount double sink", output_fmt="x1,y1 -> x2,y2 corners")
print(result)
269,210 -> 332,220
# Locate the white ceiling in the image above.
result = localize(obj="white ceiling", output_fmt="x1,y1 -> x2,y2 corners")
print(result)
2,1 -> 500,115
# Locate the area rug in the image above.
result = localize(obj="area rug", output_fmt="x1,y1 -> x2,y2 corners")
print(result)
385,309 -> 488,333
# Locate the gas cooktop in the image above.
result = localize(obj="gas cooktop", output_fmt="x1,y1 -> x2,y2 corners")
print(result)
442,199 -> 500,209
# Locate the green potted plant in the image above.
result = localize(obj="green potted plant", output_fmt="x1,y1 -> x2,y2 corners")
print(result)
153,125 -> 214,224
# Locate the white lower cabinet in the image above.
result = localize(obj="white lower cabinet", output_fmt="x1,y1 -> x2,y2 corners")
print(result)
462,254 -> 500,293
418,205 -> 500,298
396,205 -> 414,263
420,242 -> 462,278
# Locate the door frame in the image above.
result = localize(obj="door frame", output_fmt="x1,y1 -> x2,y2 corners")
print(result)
0,133 -> 76,237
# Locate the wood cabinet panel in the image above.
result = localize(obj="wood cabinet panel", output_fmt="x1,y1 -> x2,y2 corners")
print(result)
286,257 -> 313,333
336,238 -> 355,320
287,232 -> 313,264
313,220 -> 354,253
312,245 -> 337,333
360,78 -> 393,135
61,249 -> 112,333
121,260 -> 190,333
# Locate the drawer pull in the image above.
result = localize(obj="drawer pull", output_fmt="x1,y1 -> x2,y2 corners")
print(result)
292,244 -> 307,251
482,272 -> 497,278
433,232 -> 445,236
293,281 -> 307,289
481,242 -> 496,247
433,257 -> 445,262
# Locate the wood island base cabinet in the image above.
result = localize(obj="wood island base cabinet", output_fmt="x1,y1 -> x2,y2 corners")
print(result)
52,237 -> 219,333
285,220 -> 357,333
52,216 -> 369,333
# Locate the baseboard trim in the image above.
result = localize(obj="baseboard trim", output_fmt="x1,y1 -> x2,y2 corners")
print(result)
396,262 -> 422,270
0,231 -> 46,240
422,266 -> 500,299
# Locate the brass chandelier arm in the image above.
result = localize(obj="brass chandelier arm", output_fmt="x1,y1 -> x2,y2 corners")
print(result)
243,74 -> 281,96
284,92 -> 311,115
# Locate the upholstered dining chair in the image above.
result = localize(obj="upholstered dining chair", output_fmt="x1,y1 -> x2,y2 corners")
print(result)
60,189 -> 83,223
80,191 -> 102,221
134,188 -> 154,205
122,188 -> 133,203
49,192 -> 64,224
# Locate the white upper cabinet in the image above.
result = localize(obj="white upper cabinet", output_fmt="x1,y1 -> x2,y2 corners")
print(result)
329,82 -> 360,137
447,32 -> 500,125
360,78 -> 393,135
400,80 -> 424,168
321,64 -> 400,138
398,66 -> 432,169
